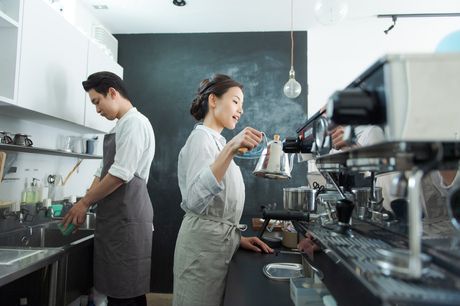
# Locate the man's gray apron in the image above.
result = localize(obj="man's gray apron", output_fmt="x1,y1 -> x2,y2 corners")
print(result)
94,133 -> 153,298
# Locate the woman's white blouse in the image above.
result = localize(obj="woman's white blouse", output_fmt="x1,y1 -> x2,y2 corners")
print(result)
178,124 -> 247,223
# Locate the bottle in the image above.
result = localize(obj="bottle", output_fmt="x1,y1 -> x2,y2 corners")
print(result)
21,178 -> 28,204
32,178 -> 41,203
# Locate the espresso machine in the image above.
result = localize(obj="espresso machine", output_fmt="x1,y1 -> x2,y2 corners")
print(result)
284,54 -> 460,305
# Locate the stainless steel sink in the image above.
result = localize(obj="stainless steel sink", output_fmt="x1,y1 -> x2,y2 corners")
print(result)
0,216 -> 96,248
0,248 -> 44,265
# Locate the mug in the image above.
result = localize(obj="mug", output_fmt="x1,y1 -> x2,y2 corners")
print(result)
86,138 -> 97,155
13,134 -> 33,146
0,131 -> 13,144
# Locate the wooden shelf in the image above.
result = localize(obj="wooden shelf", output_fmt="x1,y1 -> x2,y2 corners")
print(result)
0,144 -> 102,159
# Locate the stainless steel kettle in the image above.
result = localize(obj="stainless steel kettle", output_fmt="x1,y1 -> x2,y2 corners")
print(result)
253,134 -> 293,180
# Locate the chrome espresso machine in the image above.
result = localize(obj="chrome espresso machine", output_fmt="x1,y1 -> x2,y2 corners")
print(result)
283,54 -> 460,305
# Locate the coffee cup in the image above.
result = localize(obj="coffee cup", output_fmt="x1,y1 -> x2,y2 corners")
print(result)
0,131 -> 13,144
13,134 -> 33,146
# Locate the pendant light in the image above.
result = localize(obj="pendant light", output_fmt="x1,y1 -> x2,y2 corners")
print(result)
283,0 -> 302,99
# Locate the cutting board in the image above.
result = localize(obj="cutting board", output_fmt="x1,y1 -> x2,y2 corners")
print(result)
0,151 -> 6,182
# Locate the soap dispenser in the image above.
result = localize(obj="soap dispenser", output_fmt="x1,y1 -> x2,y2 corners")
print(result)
21,178 -> 29,204
32,178 -> 42,203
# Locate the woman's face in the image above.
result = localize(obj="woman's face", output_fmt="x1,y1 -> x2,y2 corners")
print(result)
212,86 -> 244,130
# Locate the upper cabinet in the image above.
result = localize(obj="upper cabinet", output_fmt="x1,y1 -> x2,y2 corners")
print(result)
84,41 -> 123,132
0,0 -> 123,133
0,0 -> 21,104
17,0 -> 88,125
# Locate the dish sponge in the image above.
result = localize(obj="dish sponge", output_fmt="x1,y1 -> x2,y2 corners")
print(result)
57,223 -> 75,236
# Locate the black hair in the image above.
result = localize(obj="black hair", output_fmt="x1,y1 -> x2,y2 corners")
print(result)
82,71 -> 130,100
190,74 -> 243,121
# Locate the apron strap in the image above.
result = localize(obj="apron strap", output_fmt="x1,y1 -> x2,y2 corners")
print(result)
185,212 -> 247,232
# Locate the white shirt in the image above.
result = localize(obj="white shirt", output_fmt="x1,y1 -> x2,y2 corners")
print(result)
95,107 -> 155,182
177,125 -> 245,222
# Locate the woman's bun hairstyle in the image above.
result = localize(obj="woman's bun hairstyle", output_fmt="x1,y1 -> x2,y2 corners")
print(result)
190,74 -> 243,121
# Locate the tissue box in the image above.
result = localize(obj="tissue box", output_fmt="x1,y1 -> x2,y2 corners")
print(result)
290,277 -> 326,306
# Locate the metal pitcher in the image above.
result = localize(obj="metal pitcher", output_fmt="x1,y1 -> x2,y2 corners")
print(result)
253,134 -> 293,180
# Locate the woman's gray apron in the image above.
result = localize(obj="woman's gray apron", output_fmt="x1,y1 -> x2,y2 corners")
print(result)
94,133 -> 153,298
173,137 -> 245,306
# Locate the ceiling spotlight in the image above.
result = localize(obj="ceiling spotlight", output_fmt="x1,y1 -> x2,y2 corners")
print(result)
173,0 -> 186,6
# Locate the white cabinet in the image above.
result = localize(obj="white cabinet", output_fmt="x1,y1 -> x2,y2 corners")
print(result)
0,0 -> 21,104
17,0 -> 88,125
84,41 -> 123,132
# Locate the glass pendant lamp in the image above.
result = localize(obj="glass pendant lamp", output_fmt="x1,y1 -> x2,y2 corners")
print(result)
283,0 -> 302,99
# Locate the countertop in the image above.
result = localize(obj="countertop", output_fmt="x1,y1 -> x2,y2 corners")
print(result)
0,247 -> 63,287
224,248 -> 301,306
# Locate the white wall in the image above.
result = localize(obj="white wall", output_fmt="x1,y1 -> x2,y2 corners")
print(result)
0,114 -> 104,204
308,16 -> 460,116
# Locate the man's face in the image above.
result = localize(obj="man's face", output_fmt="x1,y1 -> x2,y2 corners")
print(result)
88,88 -> 119,120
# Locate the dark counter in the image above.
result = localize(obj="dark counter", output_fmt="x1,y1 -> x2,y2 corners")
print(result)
223,248 -> 301,306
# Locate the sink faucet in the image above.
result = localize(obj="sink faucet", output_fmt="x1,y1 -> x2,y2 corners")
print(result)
2,207 -> 33,223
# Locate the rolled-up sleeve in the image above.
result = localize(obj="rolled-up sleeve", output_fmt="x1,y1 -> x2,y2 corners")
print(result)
179,132 -> 224,214
108,118 -> 146,182
94,161 -> 102,178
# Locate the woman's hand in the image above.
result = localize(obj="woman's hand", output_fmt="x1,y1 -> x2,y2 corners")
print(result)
229,127 -> 263,155
240,236 -> 274,253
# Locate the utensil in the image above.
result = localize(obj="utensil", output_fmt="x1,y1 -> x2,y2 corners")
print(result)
62,159 -> 83,185
253,134 -> 294,180
0,131 -> 13,144
0,151 -> 6,182
283,187 -> 318,212
13,134 -> 33,146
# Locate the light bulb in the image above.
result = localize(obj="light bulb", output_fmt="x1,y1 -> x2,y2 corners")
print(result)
314,0 -> 348,26
283,68 -> 302,99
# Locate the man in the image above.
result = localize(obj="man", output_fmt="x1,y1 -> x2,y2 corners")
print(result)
62,71 -> 155,306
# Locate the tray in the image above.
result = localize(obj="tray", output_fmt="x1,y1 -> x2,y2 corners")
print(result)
262,262 -> 305,281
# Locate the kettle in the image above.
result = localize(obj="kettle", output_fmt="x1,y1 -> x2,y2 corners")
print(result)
253,134 -> 294,180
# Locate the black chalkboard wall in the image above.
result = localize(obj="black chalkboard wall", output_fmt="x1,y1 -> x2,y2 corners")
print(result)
116,31 -> 308,293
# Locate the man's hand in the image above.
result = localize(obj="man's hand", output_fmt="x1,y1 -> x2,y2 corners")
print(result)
240,236 -> 274,253
62,199 -> 91,229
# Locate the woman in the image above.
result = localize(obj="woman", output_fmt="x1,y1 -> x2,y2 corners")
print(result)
173,74 -> 273,306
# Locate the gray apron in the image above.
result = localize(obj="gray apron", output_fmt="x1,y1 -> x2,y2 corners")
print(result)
173,137 -> 245,306
94,133 -> 153,298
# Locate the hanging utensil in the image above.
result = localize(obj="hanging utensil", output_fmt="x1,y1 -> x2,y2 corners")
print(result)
0,151 -> 6,182
62,159 -> 83,185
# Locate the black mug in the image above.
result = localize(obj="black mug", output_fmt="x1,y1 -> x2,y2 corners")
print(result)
0,131 -> 13,144
13,133 -> 33,146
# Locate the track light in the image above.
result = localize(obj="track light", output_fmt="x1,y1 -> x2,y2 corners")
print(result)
173,0 -> 186,6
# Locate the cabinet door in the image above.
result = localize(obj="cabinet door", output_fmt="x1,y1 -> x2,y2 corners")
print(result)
17,0 -> 87,125
84,41 -> 123,132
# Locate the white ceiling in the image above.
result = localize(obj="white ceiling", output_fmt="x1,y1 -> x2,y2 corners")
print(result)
80,0 -> 460,34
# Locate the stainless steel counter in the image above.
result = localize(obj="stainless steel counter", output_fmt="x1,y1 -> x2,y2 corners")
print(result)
0,247 -> 62,287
